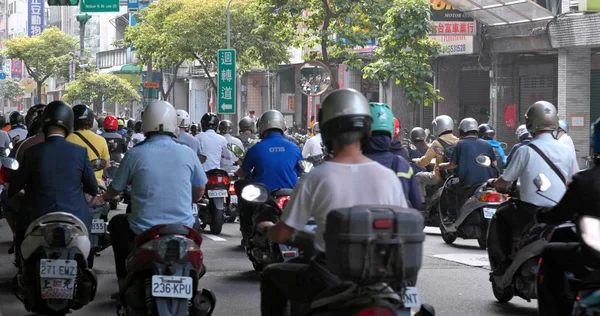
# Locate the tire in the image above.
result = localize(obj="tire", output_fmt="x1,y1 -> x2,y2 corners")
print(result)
478,236 -> 487,250
210,208 -> 224,235
440,226 -> 457,244
87,252 -> 95,269
492,278 -> 514,303
252,261 -> 266,272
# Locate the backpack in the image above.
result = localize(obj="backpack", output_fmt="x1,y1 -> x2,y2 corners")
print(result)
491,146 -> 505,172
436,138 -> 456,163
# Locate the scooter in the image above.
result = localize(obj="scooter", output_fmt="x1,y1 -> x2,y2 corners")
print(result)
437,155 -> 506,249
103,159 -> 120,210
116,224 -> 216,316
225,172 -> 239,223
85,159 -> 111,269
487,173 -> 554,303
0,144 -> 14,219
197,169 -> 229,235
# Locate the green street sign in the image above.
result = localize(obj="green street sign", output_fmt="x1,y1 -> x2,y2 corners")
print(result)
217,49 -> 236,114
80,0 -> 119,12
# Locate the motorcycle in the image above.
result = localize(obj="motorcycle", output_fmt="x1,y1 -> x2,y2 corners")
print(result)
116,224 -> 216,316
572,216 -> 600,315
85,159 -> 111,269
487,173 -> 554,303
197,168 -> 229,235
0,144 -> 14,219
225,172 -> 239,223
436,154 -> 507,249
103,158 -> 121,210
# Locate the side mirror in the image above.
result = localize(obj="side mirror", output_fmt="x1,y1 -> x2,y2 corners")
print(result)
299,160 -> 314,173
227,143 -> 244,159
476,155 -> 492,167
240,183 -> 269,204
579,216 -> 600,253
500,142 -> 508,150
90,158 -> 107,172
1,157 -> 19,170
534,173 -> 551,192
3,148 -> 10,157
199,154 -> 207,164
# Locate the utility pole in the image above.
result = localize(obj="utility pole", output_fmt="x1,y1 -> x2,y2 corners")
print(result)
226,0 -> 232,49
76,13 -> 91,66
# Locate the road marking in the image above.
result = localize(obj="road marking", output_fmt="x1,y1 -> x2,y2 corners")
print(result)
432,254 -> 491,268
201,234 -> 227,241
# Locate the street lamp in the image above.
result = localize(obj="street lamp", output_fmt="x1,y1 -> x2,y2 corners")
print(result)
76,13 -> 92,66
226,0 -> 232,49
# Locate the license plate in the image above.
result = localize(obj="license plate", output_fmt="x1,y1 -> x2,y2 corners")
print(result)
230,195 -> 238,204
192,204 -> 199,216
151,275 -> 193,299
40,259 -> 77,279
40,278 -> 75,299
483,207 -> 497,219
91,219 -> 106,234
403,286 -> 420,308
207,190 -> 228,198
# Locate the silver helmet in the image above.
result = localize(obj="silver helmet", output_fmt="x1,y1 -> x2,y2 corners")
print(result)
459,118 -> 478,136
319,88 -> 372,149
432,115 -> 454,136
257,109 -> 286,137
525,101 -> 558,134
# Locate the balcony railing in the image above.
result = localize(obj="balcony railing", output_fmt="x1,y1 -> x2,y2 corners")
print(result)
96,48 -> 127,69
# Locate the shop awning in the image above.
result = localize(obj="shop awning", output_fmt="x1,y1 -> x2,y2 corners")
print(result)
444,0 -> 555,26
99,64 -> 141,75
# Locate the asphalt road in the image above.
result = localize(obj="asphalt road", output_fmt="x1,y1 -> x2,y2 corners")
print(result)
0,205 -> 538,316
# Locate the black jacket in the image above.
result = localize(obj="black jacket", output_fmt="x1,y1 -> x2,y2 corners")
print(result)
538,165 -> 600,224
390,139 -> 410,162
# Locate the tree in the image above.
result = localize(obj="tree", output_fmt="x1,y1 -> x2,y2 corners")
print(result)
124,0 -> 290,95
62,73 -> 141,114
3,27 -> 77,102
251,0 -> 392,88
363,0 -> 443,106
1,77 -> 25,104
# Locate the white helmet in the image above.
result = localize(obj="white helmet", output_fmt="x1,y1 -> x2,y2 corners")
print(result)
142,100 -> 179,137
176,109 -> 190,128
515,124 -> 529,139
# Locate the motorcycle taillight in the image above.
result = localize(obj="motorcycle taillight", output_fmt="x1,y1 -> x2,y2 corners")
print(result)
353,307 -> 394,316
139,236 -> 200,261
229,184 -> 236,194
277,196 -> 291,210
44,226 -> 71,248
207,175 -> 229,185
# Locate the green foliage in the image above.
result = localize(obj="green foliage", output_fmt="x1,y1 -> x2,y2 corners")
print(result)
3,27 -> 77,100
2,77 -> 25,103
251,0 -> 392,73
62,73 -> 141,113
363,0 -> 443,106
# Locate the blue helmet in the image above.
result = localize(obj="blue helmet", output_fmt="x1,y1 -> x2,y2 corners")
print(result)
558,119 -> 569,133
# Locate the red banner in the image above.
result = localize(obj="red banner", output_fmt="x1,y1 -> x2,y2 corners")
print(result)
504,104 -> 516,128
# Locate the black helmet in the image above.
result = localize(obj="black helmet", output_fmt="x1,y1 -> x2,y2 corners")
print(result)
0,114 -> 5,127
318,89 -> 372,152
410,127 -> 426,143
478,124 -> 495,140
97,116 -> 105,129
190,124 -> 198,135
238,116 -> 254,133
127,119 -> 135,129
134,120 -> 143,133
42,101 -> 74,136
73,104 -> 95,130
9,111 -> 24,127
200,113 -> 219,132
218,120 -> 234,134
25,104 -> 46,129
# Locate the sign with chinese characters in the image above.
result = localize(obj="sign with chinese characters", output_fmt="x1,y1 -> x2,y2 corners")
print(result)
430,0 -> 475,35
504,104 -> 517,128
80,0 -> 119,12
28,0 -> 45,37
217,49 -> 236,114
570,115 -> 587,128
432,21 -> 476,35
11,60 -> 22,81
430,35 -> 474,55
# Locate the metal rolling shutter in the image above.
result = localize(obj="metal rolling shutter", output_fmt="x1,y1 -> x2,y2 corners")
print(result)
590,70 -> 600,125
518,76 -> 554,125
459,70 -> 491,124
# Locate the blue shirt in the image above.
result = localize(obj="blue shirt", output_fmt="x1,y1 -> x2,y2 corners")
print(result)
242,132 -> 303,191
450,137 -> 496,187
487,139 -> 507,166
110,135 -> 207,234
505,139 -> 531,167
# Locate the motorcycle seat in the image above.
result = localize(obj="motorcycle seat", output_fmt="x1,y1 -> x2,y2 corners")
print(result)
272,188 -> 293,196
206,169 -> 229,177
157,224 -> 191,236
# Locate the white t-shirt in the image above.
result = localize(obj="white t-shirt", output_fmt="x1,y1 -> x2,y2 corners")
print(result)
302,133 -> 323,158
558,133 -> 576,150
196,129 -> 231,171
128,133 -> 146,149
280,161 -> 408,252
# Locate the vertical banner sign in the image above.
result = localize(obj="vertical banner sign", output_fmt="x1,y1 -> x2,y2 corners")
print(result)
217,49 -> 236,114
11,60 -> 22,81
27,0 -> 44,37
504,104 -> 516,128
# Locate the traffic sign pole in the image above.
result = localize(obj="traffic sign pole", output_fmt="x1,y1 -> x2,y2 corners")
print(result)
217,49 -> 236,114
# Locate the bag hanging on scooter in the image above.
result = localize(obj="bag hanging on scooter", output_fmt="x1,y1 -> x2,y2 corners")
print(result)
324,205 -> 425,284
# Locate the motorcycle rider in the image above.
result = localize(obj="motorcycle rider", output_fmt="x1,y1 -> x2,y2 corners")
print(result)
128,121 -> 145,149
116,118 -> 127,137
478,123 -> 506,170
67,104 -> 111,185
176,109 -> 203,159
409,127 -> 429,158
362,103 -> 421,209
555,119 -> 575,150
96,116 -> 105,135
1,114 -> 11,132
8,111 -> 27,144
218,119 -> 244,171
9,101 -> 98,263
390,117 -> 410,161
256,89 -> 408,314
104,100 -> 207,297
505,124 -> 531,167
190,123 -> 199,136
102,115 -> 127,163
234,109 -> 302,246
439,118 -> 497,223
490,101 -> 579,276
413,115 -> 459,206
302,122 -> 324,165
196,112 -> 231,170
236,116 -> 258,149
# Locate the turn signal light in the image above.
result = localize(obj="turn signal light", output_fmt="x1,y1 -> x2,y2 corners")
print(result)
277,196 -> 290,210
228,184 -> 236,194
479,192 -> 504,203
373,219 -> 393,229
353,307 -> 394,316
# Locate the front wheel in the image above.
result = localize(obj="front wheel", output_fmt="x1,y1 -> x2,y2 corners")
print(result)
492,278 -> 514,303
